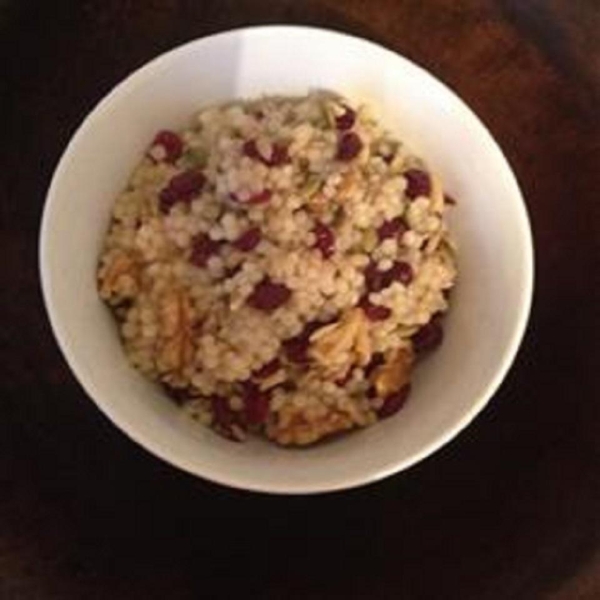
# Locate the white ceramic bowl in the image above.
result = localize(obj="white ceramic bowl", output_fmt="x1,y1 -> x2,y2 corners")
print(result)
40,26 -> 533,493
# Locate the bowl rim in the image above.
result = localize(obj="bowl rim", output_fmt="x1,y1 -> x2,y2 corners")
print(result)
39,24 -> 534,494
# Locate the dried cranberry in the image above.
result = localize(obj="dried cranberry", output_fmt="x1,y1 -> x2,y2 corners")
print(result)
249,189 -> 273,204
233,227 -> 261,251
190,233 -> 220,267
313,221 -> 335,258
168,170 -> 205,198
158,186 -> 178,214
269,143 -> 290,166
283,321 -> 322,364
364,261 -> 387,293
211,395 -> 244,441
211,395 -> 232,426
386,261 -> 413,286
283,336 -> 310,364
149,130 -> 183,163
241,382 -> 270,425
337,132 -> 363,161
303,320 -> 324,338
377,216 -> 408,241
247,278 -> 292,311
159,169 -> 206,213
359,297 -> 391,321
335,106 -> 356,131
253,358 -> 281,379
377,384 -> 411,418
411,316 -> 444,354
243,139 -> 289,167
242,139 -> 261,160
404,169 -> 431,199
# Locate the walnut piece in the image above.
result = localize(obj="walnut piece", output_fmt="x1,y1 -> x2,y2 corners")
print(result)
371,346 -> 414,397
156,289 -> 195,374
309,308 -> 371,376
98,251 -> 139,301
267,405 -> 355,446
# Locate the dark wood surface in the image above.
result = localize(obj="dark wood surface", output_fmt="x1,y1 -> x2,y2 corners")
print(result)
1,1 -> 599,598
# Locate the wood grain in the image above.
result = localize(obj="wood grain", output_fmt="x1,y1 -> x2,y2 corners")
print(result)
0,1 -> 598,598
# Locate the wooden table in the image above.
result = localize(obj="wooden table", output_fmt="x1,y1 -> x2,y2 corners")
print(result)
1,1 -> 598,598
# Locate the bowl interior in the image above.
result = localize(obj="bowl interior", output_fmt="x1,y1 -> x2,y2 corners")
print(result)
41,26 -> 532,493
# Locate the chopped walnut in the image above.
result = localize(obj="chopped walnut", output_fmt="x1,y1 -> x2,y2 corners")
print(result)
266,404 -> 355,445
98,251 -> 139,302
306,190 -> 329,216
309,308 -> 371,377
156,289 -> 195,374
337,171 -> 359,201
371,346 -> 414,397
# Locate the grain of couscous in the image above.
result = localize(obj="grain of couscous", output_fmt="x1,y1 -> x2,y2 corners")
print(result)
97,91 -> 457,445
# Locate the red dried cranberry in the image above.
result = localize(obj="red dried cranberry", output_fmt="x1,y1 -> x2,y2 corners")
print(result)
283,321 -> 322,364
248,189 -> 273,204
336,132 -> 363,161
211,395 -> 232,425
190,233 -> 220,267
211,395 -> 244,441
241,382 -> 270,425
243,139 -> 289,166
386,261 -> 414,286
364,261 -> 387,293
168,169 -> 205,198
411,316 -> 444,354
359,297 -> 391,321
269,143 -> 290,166
335,106 -> 356,131
404,169 -> 431,199
283,336 -> 310,364
313,221 -> 335,258
158,186 -> 178,214
233,227 -> 261,251
253,358 -> 281,379
242,139 -> 261,160
159,169 -> 206,213
150,130 -> 183,163
247,278 -> 291,311
377,216 -> 408,241
377,384 -> 411,418
303,320 -> 324,338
